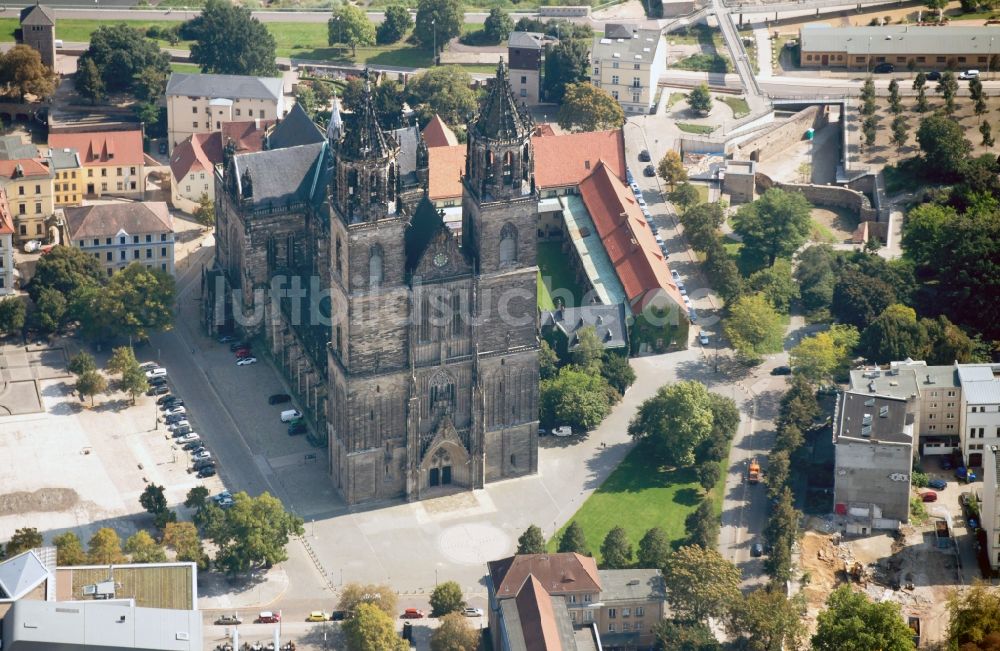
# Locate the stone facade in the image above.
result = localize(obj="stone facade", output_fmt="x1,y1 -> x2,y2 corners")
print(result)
213,66 -> 539,505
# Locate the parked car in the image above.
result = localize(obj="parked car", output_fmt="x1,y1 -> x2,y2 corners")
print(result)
537,427 -> 548,436
145,367 -> 167,379
401,608 -> 425,619
256,611 -> 280,624
161,400 -> 184,410
940,457 -> 953,470
306,611 -> 329,622
165,413 -> 187,424
235,347 -> 252,358
927,70 -> 942,81
751,542 -> 764,557
168,420 -> 191,432
288,422 -> 307,436
956,466 -> 977,481
643,164 -> 656,177
462,607 -> 483,617
671,269 -> 681,282
928,478 -> 948,490
968,517 -> 979,530
330,610 -> 347,621
214,614 -> 242,626
268,393 -> 292,405
177,433 -> 201,444
139,362 -> 159,370
552,425 -> 574,437
217,334 -> 236,344
236,357 -> 257,366
193,458 -> 216,471
147,385 -> 170,396
164,406 -> 187,417
281,409 -> 303,423
638,149 -> 651,162
771,366 -> 792,376
157,394 -> 176,405
873,62 -> 895,73
22,240 -> 41,253
626,168 -> 634,183
148,376 -> 168,387
959,69 -> 980,80
920,491 -> 938,502
689,308 -> 698,323
229,342 -> 250,352
171,425 -> 193,437
192,450 -> 212,461
699,332 -> 710,346
197,466 -> 217,478
213,491 -> 232,503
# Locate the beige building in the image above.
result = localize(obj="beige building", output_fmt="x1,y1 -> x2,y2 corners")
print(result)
165,73 -> 285,153
800,24 -> 1000,71
66,202 -> 175,277
508,32 -> 558,105
0,187 -> 16,294
46,147 -> 83,207
48,131 -> 145,199
590,24 -> 667,114
0,158 -> 54,242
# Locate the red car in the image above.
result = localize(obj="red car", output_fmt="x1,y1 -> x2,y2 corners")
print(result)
401,608 -> 425,619
235,348 -> 253,358
921,491 -> 938,503
256,611 -> 280,623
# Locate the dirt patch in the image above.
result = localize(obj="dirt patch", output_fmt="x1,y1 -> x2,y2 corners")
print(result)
811,206 -> 860,244
0,488 -> 79,516
800,531 -> 848,610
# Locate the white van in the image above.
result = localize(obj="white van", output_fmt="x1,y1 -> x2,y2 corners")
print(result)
280,409 -> 302,422
959,70 -> 980,80
54,39 -> 64,49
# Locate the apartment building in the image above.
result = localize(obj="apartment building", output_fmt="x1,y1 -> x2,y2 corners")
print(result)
957,364 -> 1000,468
487,552 -> 666,650
0,188 -> 16,294
590,24 -> 666,114
508,31 -> 558,105
0,158 -> 54,242
47,130 -> 145,199
65,202 -> 175,276
165,73 -> 284,153
800,24 -> 1000,71
47,147 -> 83,207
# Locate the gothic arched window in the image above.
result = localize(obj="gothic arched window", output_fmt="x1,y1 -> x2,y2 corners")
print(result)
499,223 -> 517,265
387,163 -> 396,202
502,151 -> 514,185
369,244 -> 383,287
429,371 -> 456,413
369,171 -> 380,205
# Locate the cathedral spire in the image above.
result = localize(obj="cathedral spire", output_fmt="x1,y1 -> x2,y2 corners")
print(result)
340,69 -> 392,161
327,91 -> 342,143
470,58 -> 533,141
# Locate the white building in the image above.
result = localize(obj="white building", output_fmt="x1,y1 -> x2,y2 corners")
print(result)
0,187 -> 16,294
589,24 -> 667,114
65,202 -> 175,277
983,445 -> 1000,571
957,365 -> 1000,468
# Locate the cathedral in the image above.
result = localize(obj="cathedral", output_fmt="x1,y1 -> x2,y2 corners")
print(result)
210,63 -> 541,504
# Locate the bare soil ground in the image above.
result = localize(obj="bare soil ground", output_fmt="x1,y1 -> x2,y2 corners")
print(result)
0,488 -> 79,516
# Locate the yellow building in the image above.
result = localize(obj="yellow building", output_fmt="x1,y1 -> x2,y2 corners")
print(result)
589,25 -> 667,114
48,131 -> 145,199
47,148 -> 83,207
0,158 -> 54,242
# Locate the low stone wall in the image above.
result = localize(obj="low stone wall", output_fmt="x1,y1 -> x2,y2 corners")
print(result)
756,173 -> 877,223
731,105 -> 829,163
539,5 -> 591,16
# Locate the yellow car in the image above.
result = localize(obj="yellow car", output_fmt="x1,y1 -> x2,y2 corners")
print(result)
306,611 -> 329,622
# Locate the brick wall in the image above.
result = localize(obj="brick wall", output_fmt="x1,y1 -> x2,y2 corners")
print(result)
756,172 -> 877,223
731,106 -> 828,163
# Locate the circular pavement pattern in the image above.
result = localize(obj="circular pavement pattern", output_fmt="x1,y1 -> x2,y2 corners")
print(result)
438,522 -> 511,565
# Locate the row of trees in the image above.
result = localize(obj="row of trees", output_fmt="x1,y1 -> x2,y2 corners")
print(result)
68,347 -> 150,406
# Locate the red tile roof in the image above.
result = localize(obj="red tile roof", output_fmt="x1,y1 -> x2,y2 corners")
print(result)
579,161 -> 684,314
0,187 -> 14,235
488,553 -> 601,599
428,144 -> 466,201
533,129 -> 626,190
422,114 -> 459,148
48,131 -> 145,167
515,575 -> 564,651
170,120 -> 272,181
0,158 -> 51,180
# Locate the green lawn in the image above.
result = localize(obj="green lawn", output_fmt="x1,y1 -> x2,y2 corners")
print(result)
169,62 -> 201,73
809,219 -> 837,244
547,444 -> 722,564
537,241 -> 582,309
666,92 -> 686,109
676,123 -> 715,135
537,271 -> 555,311
720,96 -> 750,118
694,184 -> 710,204
675,53 -> 732,73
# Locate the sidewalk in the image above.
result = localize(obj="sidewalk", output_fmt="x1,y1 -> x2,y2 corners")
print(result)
198,565 -> 290,612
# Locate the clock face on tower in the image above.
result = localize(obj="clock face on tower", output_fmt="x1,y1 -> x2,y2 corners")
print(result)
433,253 -> 449,267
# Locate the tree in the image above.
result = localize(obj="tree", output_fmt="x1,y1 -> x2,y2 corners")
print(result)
764,487 -> 800,583
139,483 -> 168,517
188,191 -> 216,227
727,590 -> 807,651
658,150 -> 688,191
482,7 -> 514,44
517,525 -> 546,554
88,527 -> 125,564
163,521 -> 208,569
74,56 -> 105,104
975,94 -> 988,119
430,580 -> 466,617
185,0 -> 278,76
812,585 -> 915,651
203,491 -> 304,575
696,461 -> 721,491
912,71 -> 927,92
663,545 -> 741,623
558,521 -> 589,555
948,583 -> 1000,649
68,351 -> 97,376
557,83 -> 625,133
431,612 -> 480,651
105,346 -> 134,376
184,486 -> 210,511
377,5 -> 413,45
767,449 -> 791,500
543,39 -> 590,103
601,353 -> 635,395
653,619 -> 721,651
918,114 -> 971,180
0,45 -> 55,101
724,294 -> 785,364
670,182 -> 701,210
703,243 -> 744,304
539,340 -> 559,380
831,267 -> 897,330
732,188 -> 813,269
862,115 -> 878,148
328,5 -> 375,56
407,66 -> 477,125
888,79 -> 902,114
687,83 -> 713,114
74,263 -> 176,342
33,286 -> 67,334
859,303 -> 927,363
5,527 -> 43,557
28,246 -> 102,302
891,114 -> 909,151
125,530 -> 167,563
747,259 -> 798,313
921,315 -> 977,364
414,0 -> 463,55
338,583 -> 399,618
915,85 -> 929,113
636,527 -> 670,570
925,0 -> 948,16
860,77 -> 876,116
790,325 -> 858,384
77,25 -> 169,95
600,526 -> 633,569
75,369 -> 107,406
568,326 -> 605,371
685,498 -> 720,549
628,381 -> 715,467
53,532 -> 87,565
343,603 -> 409,651
982,120 -> 995,147
539,367 -> 612,431
0,296 -> 25,336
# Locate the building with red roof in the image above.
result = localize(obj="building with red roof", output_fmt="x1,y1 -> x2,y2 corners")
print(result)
0,187 -> 15,294
0,157 -> 54,242
48,131 -> 145,199
421,114 -> 459,148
